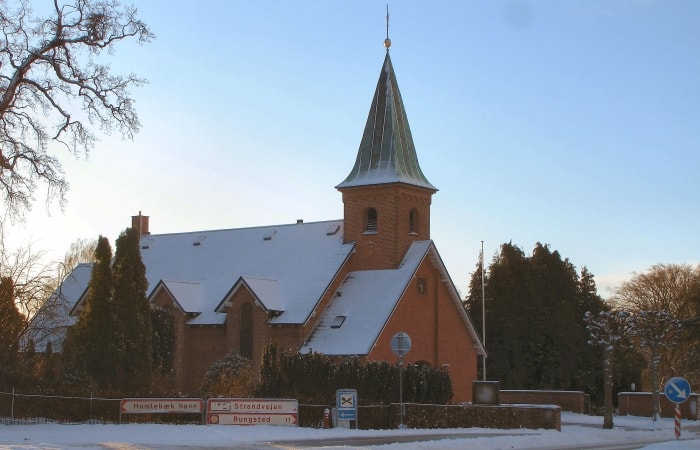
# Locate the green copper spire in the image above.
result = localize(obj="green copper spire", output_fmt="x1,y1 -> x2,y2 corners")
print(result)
337,52 -> 436,191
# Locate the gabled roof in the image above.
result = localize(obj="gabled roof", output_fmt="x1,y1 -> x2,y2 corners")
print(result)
217,276 -> 282,314
337,52 -> 436,191
140,219 -> 354,325
300,241 -> 485,357
23,263 -> 93,352
42,220 -> 355,329
151,280 -> 202,314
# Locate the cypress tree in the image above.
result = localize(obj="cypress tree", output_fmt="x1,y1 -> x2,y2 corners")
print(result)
151,306 -> 176,374
112,227 -> 152,392
63,236 -> 116,386
0,277 -> 24,385
528,243 -> 580,389
467,242 -> 607,394
467,242 -> 535,388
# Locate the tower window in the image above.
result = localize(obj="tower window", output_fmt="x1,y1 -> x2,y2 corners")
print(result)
409,209 -> 419,235
365,208 -> 378,233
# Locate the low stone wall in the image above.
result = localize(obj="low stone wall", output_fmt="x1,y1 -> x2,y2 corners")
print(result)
618,392 -> 699,420
500,390 -> 587,414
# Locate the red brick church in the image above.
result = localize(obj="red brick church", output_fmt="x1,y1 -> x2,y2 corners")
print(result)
39,46 -> 485,402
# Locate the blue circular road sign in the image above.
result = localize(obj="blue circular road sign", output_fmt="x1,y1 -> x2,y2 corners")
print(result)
664,377 -> 692,404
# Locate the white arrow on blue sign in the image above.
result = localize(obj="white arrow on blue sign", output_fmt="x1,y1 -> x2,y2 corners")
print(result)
338,409 -> 356,420
336,389 -> 357,421
664,377 -> 691,404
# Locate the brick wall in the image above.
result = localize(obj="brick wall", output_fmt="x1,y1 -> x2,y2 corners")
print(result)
500,390 -> 587,414
618,392 -> 699,420
340,184 -> 433,271
368,256 -> 478,403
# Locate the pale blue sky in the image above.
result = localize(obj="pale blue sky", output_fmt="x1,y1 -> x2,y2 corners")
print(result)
10,0 -> 700,298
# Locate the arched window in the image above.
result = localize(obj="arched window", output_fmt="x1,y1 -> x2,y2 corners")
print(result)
366,208 -> 378,233
409,209 -> 419,234
240,302 -> 253,359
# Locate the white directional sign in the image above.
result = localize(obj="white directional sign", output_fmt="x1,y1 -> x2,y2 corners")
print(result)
207,398 -> 298,426
120,398 -> 203,414
210,413 -> 298,425
664,377 -> 691,404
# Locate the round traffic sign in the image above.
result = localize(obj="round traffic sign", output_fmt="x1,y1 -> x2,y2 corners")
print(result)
390,332 -> 412,357
664,377 -> 692,404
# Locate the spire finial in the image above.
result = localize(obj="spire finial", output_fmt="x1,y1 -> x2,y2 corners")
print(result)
384,3 -> 391,50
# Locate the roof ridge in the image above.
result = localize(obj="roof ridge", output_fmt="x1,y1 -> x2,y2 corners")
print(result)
140,218 -> 343,239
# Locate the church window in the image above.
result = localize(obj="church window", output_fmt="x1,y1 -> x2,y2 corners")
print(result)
365,208 -> 378,233
417,278 -> 427,295
409,209 -> 419,234
240,302 -> 253,359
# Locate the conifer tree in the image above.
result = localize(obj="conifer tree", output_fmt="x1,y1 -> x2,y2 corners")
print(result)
63,236 -> 116,386
151,306 -> 175,375
111,227 -> 152,392
0,277 -> 24,385
575,267 -> 607,401
466,242 -> 535,387
465,242 -> 607,395
527,243 -> 581,388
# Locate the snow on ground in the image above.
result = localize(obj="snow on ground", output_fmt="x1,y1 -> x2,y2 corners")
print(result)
1,413 -> 699,449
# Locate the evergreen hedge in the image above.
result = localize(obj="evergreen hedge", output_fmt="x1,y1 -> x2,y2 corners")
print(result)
256,343 -> 453,405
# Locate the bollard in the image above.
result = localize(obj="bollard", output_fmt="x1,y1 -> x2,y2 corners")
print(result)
323,408 -> 330,429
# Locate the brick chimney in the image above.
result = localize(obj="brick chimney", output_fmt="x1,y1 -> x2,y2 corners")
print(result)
131,211 -> 150,240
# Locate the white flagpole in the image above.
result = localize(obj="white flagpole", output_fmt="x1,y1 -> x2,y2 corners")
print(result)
481,240 -> 486,381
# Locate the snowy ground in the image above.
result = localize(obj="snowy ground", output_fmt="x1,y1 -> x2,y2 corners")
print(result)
1,413 -> 699,449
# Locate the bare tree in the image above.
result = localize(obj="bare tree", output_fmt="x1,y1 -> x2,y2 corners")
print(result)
584,309 -> 633,429
613,264 -> 700,388
55,237 -> 97,284
614,264 -> 699,317
629,310 -> 682,421
613,264 -> 700,419
0,0 -> 153,220
0,226 -> 96,359
0,239 -> 54,323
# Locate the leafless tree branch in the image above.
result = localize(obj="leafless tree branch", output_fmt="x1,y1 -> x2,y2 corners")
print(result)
0,0 -> 153,221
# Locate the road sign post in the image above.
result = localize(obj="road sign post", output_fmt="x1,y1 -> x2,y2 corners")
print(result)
336,389 -> 358,427
391,332 -> 412,430
664,377 -> 692,439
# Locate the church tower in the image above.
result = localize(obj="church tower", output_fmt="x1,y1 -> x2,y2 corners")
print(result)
337,45 -> 437,271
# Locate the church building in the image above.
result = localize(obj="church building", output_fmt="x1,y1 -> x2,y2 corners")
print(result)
41,44 -> 486,403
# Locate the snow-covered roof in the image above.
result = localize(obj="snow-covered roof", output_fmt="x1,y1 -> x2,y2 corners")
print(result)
300,241 -> 430,355
154,280 -> 202,313
24,263 -> 92,352
300,240 -> 487,357
220,276 -> 283,313
140,219 -> 353,325
38,220 -> 354,331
